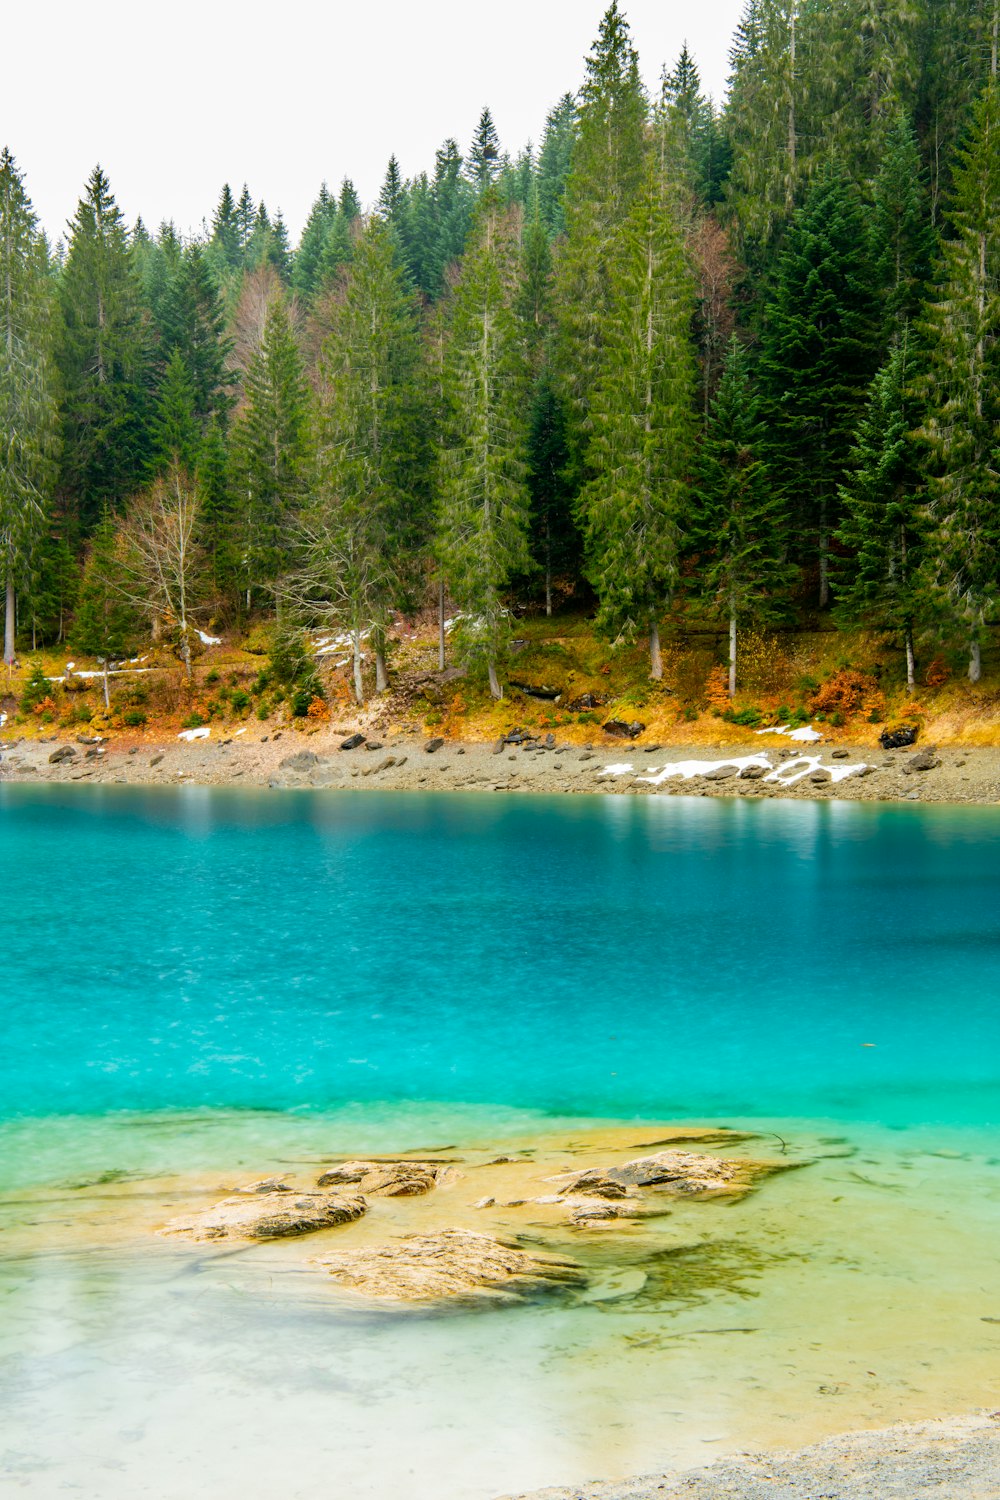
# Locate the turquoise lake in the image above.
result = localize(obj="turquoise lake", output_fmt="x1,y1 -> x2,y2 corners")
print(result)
2,785 -> 999,1499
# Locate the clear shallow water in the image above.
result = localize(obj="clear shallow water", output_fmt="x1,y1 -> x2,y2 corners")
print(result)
2,786 -> 1000,1499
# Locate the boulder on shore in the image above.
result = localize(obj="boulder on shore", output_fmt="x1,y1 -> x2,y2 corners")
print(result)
160,1189 -> 366,1242
313,1227 -> 587,1307
317,1160 -> 440,1197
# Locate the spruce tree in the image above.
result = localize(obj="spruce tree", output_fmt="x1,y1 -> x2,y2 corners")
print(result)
196,415 -> 237,602
58,165 -> 152,534
916,80 -> 1000,681
438,194 -> 532,698
72,511 -> 141,707
231,299 -> 310,610
725,0 -> 804,248
577,150 -> 697,675
468,107 -> 502,192
758,172 -> 881,606
871,113 -> 935,337
536,93 -> 577,236
152,349 -> 200,472
292,184 -> 337,299
210,184 -> 241,271
0,148 -> 59,664
553,4 -> 647,477
158,245 -> 235,427
526,376 -> 579,616
696,339 -> 797,695
297,219 -> 426,700
835,341 -> 928,691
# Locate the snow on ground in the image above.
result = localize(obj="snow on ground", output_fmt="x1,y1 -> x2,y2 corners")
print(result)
178,727 -> 211,742
599,749 -> 869,788
197,630 -> 222,646
313,629 -> 369,657
0,712 -> 6,728
755,723 -> 824,743
634,753 -> 773,785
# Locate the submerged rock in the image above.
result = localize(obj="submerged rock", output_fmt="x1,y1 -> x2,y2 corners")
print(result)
313,1228 -> 587,1307
160,1190 -> 366,1242
605,1150 -> 780,1198
316,1160 -> 439,1197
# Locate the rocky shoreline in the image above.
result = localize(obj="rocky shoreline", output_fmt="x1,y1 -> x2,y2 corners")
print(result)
497,1413 -> 1000,1499
2,726 -> 1000,804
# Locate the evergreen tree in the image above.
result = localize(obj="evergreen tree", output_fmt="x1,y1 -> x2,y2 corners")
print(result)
297,218 -> 426,700
58,165 -> 152,534
72,510 -> 141,707
196,415 -> 237,603
378,157 -> 406,221
696,339 -> 796,695
871,113 -> 935,336
158,244 -> 235,427
578,150 -> 697,675
0,148 -> 60,663
468,107 -> 502,192
231,299 -> 310,609
152,348 -> 199,472
236,185 -> 256,259
758,172 -> 882,606
292,184 -> 337,299
553,4 -> 647,476
835,341 -> 928,690
536,93 -> 577,236
210,183 -> 241,271
916,80 -> 1000,681
438,195 -> 532,697
526,376 -> 579,616
725,0 -> 804,248
338,178 -> 362,221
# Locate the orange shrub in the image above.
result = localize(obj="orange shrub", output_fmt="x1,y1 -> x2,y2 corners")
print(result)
705,665 -> 730,711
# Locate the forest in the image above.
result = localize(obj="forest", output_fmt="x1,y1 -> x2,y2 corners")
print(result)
2,0 -> 999,713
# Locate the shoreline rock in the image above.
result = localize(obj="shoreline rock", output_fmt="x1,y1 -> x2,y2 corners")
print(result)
159,1188 -> 367,1242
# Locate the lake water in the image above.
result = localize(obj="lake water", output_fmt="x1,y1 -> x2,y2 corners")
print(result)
2,785 -> 999,1497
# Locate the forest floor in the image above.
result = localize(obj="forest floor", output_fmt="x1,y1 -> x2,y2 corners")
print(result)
2,611 -> 1000,804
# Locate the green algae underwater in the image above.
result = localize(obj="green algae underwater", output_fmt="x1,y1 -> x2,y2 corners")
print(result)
1,785 -> 999,1498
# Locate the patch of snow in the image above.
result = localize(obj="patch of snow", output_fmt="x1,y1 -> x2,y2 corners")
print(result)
755,723 -> 823,743
178,727 -> 211,742
0,711 -> 6,728
765,755 -> 867,786
234,727 -> 248,737
197,630 -> 222,646
66,661 -> 75,671
637,753 -> 773,785
599,763 -> 636,778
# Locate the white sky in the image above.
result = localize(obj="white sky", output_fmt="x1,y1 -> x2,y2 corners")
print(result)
3,0 -> 745,246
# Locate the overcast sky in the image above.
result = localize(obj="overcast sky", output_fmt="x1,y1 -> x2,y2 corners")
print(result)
3,0 -> 745,246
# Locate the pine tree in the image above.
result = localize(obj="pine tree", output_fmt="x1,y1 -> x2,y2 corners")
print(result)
468,107 -> 502,192
577,150 -> 697,675
696,339 -> 797,695
553,4 -> 647,476
835,341 -> 928,691
231,299 -> 310,610
296,218 -> 426,700
916,80 -> 1000,681
58,165 -> 152,534
0,148 -> 60,664
438,195 -> 532,697
758,172 -> 882,606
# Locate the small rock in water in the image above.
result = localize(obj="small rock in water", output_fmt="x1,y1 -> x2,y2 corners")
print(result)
160,1190 -> 366,1242
317,1160 -> 439,1197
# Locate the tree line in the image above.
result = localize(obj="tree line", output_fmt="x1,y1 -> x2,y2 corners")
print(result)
2,0 -> 999,701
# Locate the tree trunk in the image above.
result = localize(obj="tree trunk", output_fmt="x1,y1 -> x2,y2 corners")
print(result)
649,616 -> 662,679
179,628 -> 193,683
102,661 -> 110,711
729,610 -> 737,698
969,636 -> 982,684
3,572 -> 14,665
352,629 -> 365,705
438,577 -> 446,671
375,649 -> 388,694
818,491 -> 830,609
905,625 -> 916,694
487,659 -> 502,700
545,517 -> 552,618
151,613 -> 162,644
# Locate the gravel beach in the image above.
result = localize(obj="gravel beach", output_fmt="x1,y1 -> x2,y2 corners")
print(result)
3,726 -> 1000,803
497,1414 -> 1000,1500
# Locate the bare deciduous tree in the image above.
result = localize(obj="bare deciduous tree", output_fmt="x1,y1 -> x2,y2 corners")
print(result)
117,465 -> 204,680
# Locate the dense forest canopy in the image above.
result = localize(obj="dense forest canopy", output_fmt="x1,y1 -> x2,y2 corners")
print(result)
2,0 -> 999,700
